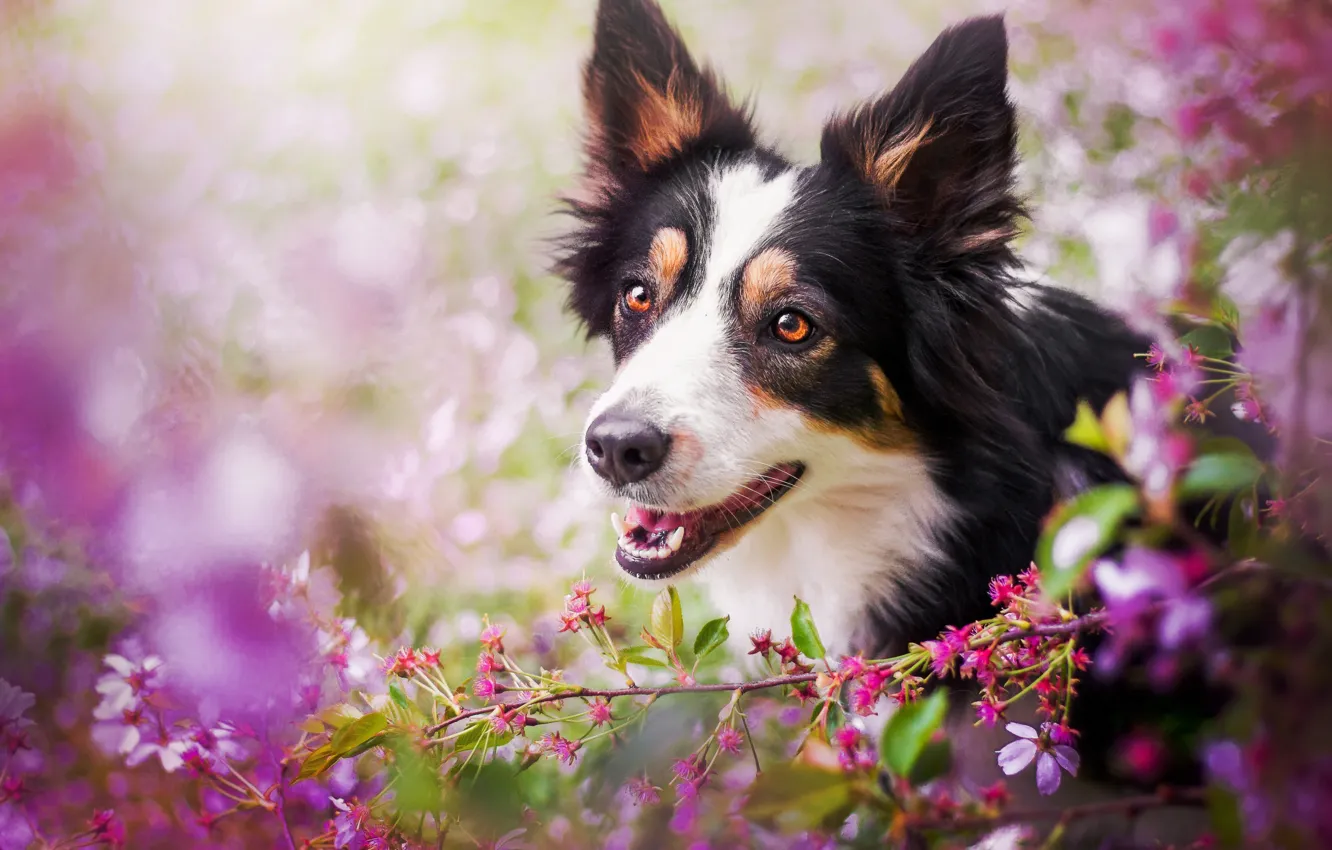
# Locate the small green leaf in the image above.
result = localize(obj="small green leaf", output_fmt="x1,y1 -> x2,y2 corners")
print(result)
880,689 -> 949,777
620,645 -> 669,669
1179,452 -> 1264,501
1064,400 -> 1110,454
1178,325 -> 1234,360
693,616 -> 731,662
295,744 -> 335,782
1227,495 -> 1260,559
328,712 -> 389,758
298,716 -> 325,735
388,682 -> 410,711
743,763 -> 855,830
909,738 -> 953,786
650,587 -> 684,649
790,597 -> 826,661
453,720 -> 512,754
317,703 -> 363,730
1037,483 -> 1141,600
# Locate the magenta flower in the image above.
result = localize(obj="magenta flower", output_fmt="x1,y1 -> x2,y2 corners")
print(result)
921,638 -> 959,678
837,654 -> 867,680
849,682 -> 879,717
716,727 -> 743,755
974,701 -> 1003,728
88,809 -> 126,848
540,732 -> 579,766
996,723 -> 1079,796
625,776 -> 660,805
588,698 -> 613,728
747,630 -> 773,657
479,623 -> 506,652
988,575 -> 1018,607
330,797 -> 371,850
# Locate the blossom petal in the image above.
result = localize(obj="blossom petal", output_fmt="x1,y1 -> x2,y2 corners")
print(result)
1036,752 -> 1062,795
103,654 -> 135,676
1004,722 -> 1038,739
996,739 -> 1037,775
1053,745 -> 1080,777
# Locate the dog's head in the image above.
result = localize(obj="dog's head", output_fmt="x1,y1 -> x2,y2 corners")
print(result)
558,0 -> 1027,585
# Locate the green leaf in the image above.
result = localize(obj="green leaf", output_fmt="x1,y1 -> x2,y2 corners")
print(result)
328,712 -> 389,758
388,682 -> 410,711
317,703 -> 363,730
1207,786 -> 1244,849
1227,495 -> 1260,559
453,720 -> 512,754
619,645 -> 669,669
1064,400 -> 1110,454
880,689 -> 949,777
693,616 -> 730,663
650,587 -> 684,650
909,738 -> 953,786
1179,452 -> 1264,501
295,744 -> 336,782
790,597 -> 826,661
743,763 -> 856,831
1178,324 -> 1234,360
386,734 -> 444,814
1037,483 -> 1141,599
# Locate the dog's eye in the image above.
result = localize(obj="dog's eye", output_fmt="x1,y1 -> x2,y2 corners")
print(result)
771,310 -> 814,345
621,283 -> 653,315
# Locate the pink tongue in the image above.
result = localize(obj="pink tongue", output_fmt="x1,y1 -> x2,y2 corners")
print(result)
626,505 -> 686,532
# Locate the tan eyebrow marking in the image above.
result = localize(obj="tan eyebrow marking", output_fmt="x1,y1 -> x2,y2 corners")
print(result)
740,247 -> 797,322
648,226 -> 688,302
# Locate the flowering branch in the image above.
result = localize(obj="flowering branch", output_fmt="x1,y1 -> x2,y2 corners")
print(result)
423,609 -> 1112,738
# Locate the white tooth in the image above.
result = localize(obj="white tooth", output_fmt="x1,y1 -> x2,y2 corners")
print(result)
611,513 -> 622,538
666,527 -> 684,553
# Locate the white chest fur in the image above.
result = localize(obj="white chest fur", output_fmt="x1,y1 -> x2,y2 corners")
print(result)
699,450 -> 953,656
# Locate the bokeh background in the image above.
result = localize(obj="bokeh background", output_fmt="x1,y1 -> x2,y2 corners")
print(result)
3,0 -> 1184,621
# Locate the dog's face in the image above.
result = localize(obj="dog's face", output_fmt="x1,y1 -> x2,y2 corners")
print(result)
559,0 -> 1023,586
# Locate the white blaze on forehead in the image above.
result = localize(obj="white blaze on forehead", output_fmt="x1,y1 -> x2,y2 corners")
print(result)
701,163 -> 799,296
591,162 -> 799,418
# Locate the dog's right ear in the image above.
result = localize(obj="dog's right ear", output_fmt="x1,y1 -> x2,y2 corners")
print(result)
581,0 -> 753,188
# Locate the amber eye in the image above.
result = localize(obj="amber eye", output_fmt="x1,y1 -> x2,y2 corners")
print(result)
622,283 -> 653,314
771,310 -> 814,345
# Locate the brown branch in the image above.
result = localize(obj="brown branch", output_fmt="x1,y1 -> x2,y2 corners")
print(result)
905,785 -> 1208,833
424,612 -> 1110,737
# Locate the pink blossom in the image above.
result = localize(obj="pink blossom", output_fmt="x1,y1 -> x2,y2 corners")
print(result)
479,624 -> 506,652
716,727 -> 744,754
588,698 -> 613,727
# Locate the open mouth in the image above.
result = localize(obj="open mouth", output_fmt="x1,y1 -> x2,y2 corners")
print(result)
610,462 -> 805,580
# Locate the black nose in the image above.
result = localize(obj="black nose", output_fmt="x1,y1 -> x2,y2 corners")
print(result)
584,412 -> 671,486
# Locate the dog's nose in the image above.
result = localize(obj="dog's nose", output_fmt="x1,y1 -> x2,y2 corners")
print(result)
584,412 -> 670,486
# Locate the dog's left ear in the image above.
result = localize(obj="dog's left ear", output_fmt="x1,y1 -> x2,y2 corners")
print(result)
581,0 -> 754,185
820,16 -> 1021,264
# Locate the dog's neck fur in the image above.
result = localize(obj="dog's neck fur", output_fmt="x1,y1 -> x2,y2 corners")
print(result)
700,446 -> 952,656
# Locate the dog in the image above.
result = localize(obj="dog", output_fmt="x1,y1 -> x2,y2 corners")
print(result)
557,0 -> 1149,658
